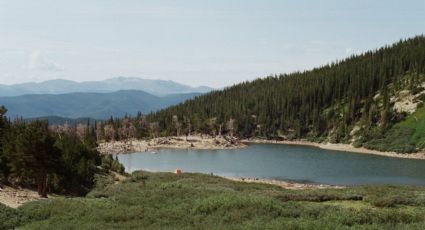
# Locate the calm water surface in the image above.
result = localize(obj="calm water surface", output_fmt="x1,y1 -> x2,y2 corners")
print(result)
118,144 -> 425,185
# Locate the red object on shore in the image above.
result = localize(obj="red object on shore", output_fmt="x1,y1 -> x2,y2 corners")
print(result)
174,168 -> 183,175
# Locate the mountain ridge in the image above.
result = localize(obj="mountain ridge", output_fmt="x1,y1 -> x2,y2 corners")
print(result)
0,90 -> 200,120
24,116 -> 98,126
0,77 -> 213,97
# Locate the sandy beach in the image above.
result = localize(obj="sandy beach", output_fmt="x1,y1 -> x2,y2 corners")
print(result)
97,135 -> 246,155
98,135 -> 425,160
242,139 -> 425,160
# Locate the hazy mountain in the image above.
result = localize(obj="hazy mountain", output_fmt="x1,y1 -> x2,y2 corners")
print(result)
0,90 -> 200,119
0,77 -> 213,97
24,116 -> 99,126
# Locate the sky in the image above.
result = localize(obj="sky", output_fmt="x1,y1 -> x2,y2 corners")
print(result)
0,0 -> 424,88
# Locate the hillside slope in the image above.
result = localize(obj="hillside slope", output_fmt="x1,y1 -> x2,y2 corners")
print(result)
0,90 -> 200,120
147,36 -> 425,153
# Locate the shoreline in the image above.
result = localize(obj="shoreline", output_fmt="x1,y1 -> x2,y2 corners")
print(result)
126,168 -> 345,190
98,135 -> 425,160
242,139 -> 425,160
221,176 -> 345,190
97,135 -> 246,155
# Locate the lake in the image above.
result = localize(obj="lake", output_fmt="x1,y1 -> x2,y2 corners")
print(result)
117,143 -> 425,186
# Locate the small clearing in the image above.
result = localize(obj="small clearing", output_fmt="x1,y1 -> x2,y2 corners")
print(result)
0,185 -> 43,208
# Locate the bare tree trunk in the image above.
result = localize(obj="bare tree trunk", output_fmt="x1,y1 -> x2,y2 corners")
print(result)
36,177 -> 42,196
36,175 -> 48,198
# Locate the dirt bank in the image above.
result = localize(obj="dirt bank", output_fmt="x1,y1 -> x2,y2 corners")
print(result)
0,185 -> 43,208
243,139 -> 425,160
98,135 -> 246,155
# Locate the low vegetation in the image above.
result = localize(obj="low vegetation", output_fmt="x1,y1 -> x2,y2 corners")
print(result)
1,172 -> 424,229
363,106 -> 425,153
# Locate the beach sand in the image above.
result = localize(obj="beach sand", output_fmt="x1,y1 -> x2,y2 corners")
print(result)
98,135 -> 246,155
98,135 -> 425,160
242,139 -> 425,160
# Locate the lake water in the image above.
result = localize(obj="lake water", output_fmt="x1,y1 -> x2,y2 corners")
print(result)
118,144 -> 425,186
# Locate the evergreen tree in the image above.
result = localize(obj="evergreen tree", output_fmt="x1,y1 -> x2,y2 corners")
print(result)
8,121 -> 61,197
0,106 -> 10,182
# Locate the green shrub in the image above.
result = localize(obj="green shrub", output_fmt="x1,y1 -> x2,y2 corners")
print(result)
371,196 -> 406,208
101,155 -> 125,173
277,193 -> 363,202
129,171 -> 148,183
364,126 -> 416,153
0,203 -> 20,230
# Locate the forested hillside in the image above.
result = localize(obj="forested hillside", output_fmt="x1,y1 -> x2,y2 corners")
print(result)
146,36 -> 425,153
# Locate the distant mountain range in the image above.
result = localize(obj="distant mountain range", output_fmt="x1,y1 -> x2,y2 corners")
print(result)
24,116 -> 98,126
0,90 -> 200,120
0,77 -> 213,97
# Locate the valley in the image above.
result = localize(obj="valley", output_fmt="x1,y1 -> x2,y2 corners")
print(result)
1,33 -> 425,229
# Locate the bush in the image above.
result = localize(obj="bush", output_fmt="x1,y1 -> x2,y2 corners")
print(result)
101,155 -> 125,173
363,126 -> 416,153
371,196 -> 406,208
277,193 -> 363,202
130,171 -> 148,183
0,203 -> 20,230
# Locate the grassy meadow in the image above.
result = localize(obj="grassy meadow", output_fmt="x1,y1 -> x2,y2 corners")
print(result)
2,171 -> 425,229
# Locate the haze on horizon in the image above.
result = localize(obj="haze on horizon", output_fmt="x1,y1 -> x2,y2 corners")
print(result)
0,0 -> 424,88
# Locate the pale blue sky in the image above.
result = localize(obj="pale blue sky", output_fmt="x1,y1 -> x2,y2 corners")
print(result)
0,0 -> 424,87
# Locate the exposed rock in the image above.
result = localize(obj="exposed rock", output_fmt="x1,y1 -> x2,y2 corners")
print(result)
97,135 -> 247,155
391,84 -> 425,114
392,90 -> 418,113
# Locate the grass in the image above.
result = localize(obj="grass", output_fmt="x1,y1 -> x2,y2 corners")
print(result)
0,203 -> 21,230
398,106 -> 425,149
2,171 -> 425,229
364,106 -> 425,153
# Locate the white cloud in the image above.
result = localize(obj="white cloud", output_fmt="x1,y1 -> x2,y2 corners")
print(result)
27,51 -> 64,72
